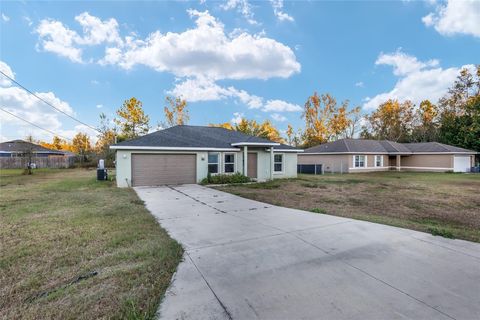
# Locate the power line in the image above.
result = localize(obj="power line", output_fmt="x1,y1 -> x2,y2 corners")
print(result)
0,107 -> 73,142
0,70 -> 101,133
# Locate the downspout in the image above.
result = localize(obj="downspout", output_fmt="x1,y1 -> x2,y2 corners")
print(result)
270,147 -> 274,180
243,146 -> 248,176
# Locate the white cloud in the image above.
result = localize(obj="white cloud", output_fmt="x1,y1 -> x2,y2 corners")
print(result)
23,16 -> 33,26
170,77 -> 300,113
422,0 -> 480,38
75,12 -> 123,45
221,0 -> 259,25
169,77 -> 262,108
270,0 -> 294,22
96,104 -> 103,108
35,12 -> 122,63
0,86 -> 75,140
355,81 -> 364,88
231,112 -> 244,124
0,60 -> 15,87
271,113 -> 287,122
34,10 -> 301,116
376,49 -> 439,76
35,19 -> 83,63
364,50 -> 473,110
74,12 -> 122,46
103,10 -> 299,80
0,61 -> 97,142
2,13 -> 10,22
263,99 -> 302,112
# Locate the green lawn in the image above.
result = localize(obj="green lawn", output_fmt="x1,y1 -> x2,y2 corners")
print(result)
217,172 -> 480,242
0,168 -> 183,319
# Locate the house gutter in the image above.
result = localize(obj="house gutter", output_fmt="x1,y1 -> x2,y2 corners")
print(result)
109,146 -> 240,152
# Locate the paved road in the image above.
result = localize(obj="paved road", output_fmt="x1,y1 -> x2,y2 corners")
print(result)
135,184 -> 480,320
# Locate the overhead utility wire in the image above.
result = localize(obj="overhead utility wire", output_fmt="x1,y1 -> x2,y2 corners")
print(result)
0,71 -> 100,133
0,106 -> 73,142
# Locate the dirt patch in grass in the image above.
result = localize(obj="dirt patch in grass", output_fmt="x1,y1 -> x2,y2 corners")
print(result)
217,172 -> 480,242
0,168 -> 183,319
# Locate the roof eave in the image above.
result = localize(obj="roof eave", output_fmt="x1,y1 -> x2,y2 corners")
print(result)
231,142 -> 281,147
274,149 -> 304,153
110,146 -> 240,152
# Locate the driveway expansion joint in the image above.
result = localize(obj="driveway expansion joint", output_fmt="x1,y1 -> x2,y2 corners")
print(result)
185,252 -> 233,320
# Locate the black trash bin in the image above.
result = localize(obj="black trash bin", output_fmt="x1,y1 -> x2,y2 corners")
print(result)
97,168 -> 108,181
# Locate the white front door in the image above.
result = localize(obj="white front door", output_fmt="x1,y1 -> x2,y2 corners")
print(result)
453,156 -> 470,172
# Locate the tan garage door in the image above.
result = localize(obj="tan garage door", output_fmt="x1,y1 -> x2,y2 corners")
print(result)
132,154 -> 196,186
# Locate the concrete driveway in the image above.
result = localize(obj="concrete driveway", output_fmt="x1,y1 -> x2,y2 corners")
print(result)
135,184 -> 480,320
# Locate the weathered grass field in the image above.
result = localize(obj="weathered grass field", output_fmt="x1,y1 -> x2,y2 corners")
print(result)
217,172 -> 480,242
0,168 -> 182,319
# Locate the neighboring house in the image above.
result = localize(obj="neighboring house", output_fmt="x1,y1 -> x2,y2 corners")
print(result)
299,139 -> 477,173
0,139 -> 75,169
111,125 -> 302,187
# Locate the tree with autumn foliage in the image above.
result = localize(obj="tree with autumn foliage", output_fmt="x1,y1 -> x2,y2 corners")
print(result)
285,124 -> 303,146
361,99 -> 414,142
437,66 -> 480,152
71,132 -> 92,161
114,97 -> 150,140
95,113 -> 117,164
211,118 -> 284,143
38,136 -> 74,152
163,96 -> 189,127
286,124 -> 294,145
302,92 -> 360,147
411,100 -> 439,142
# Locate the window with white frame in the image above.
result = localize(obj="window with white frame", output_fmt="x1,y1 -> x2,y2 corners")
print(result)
375,155 -> 383,167
274,154 -> 283,172
208,153 -> 219,174
224,153 -> 235,173
354,155 -> 365,168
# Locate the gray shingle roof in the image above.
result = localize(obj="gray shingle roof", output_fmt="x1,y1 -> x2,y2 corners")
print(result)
403,142 -> 473,153
0,140 -> 67,154
112,125 -> 299,150
304,139 -> 476,154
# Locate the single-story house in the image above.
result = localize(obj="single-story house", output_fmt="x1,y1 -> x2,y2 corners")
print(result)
0,139 -> 75,169
298,139 -> 477,173
111,125 -> 302,187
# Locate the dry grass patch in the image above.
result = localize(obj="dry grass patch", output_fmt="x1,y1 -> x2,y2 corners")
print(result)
0,168 -> 183,319
217,172 -> 480,242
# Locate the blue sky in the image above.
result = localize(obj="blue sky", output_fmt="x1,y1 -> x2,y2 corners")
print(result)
0,0 -> 479,142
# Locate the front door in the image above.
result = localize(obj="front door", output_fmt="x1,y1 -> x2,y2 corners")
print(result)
247,153 -> 257,178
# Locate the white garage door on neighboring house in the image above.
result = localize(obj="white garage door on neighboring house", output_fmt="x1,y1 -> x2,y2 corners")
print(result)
132,154 -> 196,186
453,155 -> 471,173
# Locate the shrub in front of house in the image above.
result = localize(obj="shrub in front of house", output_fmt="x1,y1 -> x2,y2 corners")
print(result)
201,172 -> 251,185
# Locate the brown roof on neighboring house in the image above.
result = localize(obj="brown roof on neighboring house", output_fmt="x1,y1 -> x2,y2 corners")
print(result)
304,139 -> 476,154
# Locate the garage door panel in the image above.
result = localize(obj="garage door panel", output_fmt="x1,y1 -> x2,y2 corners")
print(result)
453,156 -> 470,173
132,154 -> 196,186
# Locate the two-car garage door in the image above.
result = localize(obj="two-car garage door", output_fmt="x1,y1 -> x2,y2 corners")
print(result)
132,154 -> 196,186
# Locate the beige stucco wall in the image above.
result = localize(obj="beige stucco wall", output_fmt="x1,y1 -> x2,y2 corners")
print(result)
115,148 -> 297,187
298,154 -> 390,173
400,154 -> 453,170
297,152 -> 477,174
297,154 -> 349,173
